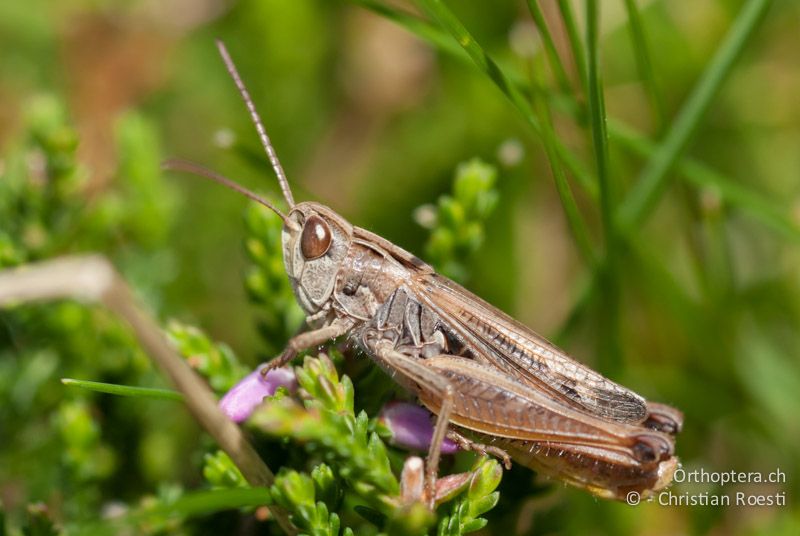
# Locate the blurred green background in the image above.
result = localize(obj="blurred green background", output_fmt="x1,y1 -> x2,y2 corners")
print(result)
1,0 -> 799,534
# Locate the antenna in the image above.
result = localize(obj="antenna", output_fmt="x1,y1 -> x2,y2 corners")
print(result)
215,40 -> 296,208
162,159 -> 298,231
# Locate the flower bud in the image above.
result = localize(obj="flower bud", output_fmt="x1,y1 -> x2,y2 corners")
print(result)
219,366 -> 297,422
378,401 -> 459,454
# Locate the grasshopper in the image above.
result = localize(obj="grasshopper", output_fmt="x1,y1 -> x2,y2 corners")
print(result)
167,41 -> 682,506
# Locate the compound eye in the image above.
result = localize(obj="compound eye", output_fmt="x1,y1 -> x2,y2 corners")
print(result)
300,215 -> 332,260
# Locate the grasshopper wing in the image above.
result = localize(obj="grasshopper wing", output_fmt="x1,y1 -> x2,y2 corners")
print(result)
415,355 -> 672,464
412,273 -> 648,424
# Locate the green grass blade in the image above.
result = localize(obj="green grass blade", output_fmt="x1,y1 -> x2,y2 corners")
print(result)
618,0 -> 774,229
61,378 -> 184,401
139,487 -> 270,518
557,0 -> 588,99
526,1 -> 572,94
622,0 -> 666,133
76,487 -> 271,535
609,120 -> 800,242
355,0 -> 793,245
411,0 -> 516,96
585,0 -> 622,373
585,0 -> 615,248
349,0 -> 467,61
531,60 -> 597,266
410,0 -> 598,198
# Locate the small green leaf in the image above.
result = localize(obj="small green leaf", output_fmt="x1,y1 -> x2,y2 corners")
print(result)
166,321 -> 248,393
421,158 -> 500,282
61,378 -> 183,401
467,458 -> 502,500
437,458 -> 502,535
251,355 -> 400,508
468,492 -> 499,518
203,451 -> 247,489
461,517 -> 487,533
311,464 -> 339,508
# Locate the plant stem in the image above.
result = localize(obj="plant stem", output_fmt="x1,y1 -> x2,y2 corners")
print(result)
526,0 -> 572,95
557,0 -> 589,100
411,0 -> 598,198
585,0 -> 622,373
0,256 -> 297,536
622,0 -> 667,134
530,58 -> 597,266
61,378 -> 184,401
617,0 -> 774,229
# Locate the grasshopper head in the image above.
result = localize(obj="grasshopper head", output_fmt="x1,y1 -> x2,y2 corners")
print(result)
166,41 -> 356,317
282,202 -> 353,314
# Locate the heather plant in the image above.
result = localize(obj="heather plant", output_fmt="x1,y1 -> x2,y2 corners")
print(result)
1,1 -> 799,535
0,96 -> 504,534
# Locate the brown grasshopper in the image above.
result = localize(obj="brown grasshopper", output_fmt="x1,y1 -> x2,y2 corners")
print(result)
167,41 -> 682,506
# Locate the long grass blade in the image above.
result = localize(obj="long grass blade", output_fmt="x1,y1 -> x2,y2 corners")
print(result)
350,0 -> 468,61
526,1 -> 572,94
610,120 -> 800,242
352,0 -> 794,243
622,0 -> 666,133
617,0 -> 774,229
585,0 -> 622,373
584,0 -> 614,250
410,0 -> 598,198
62,378 -> 184,401
531,59 -> 597,266
557,0 -> 589,99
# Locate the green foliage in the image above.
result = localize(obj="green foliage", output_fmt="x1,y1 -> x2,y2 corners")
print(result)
0,502 -> 63,536
250,353 -> 499,535
1,1 -> 799,534
244,202 -> 305,355
0,95 -> 180,527
251,354 -> 400,505
203,451 -> 247,489
420,158 -> 499,282
166,321 -> 248,394
0,95 -> 84,265
271,467 -> 350,536
438,457 -> 502,535
21,504 -> 61,536
55,399 -> 116,482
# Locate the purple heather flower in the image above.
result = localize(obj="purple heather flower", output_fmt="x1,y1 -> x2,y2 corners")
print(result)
219,366 -> 297,423
379,401 -> 459,455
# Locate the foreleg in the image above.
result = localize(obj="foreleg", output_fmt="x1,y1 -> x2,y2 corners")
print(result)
260,322 -> 349,376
